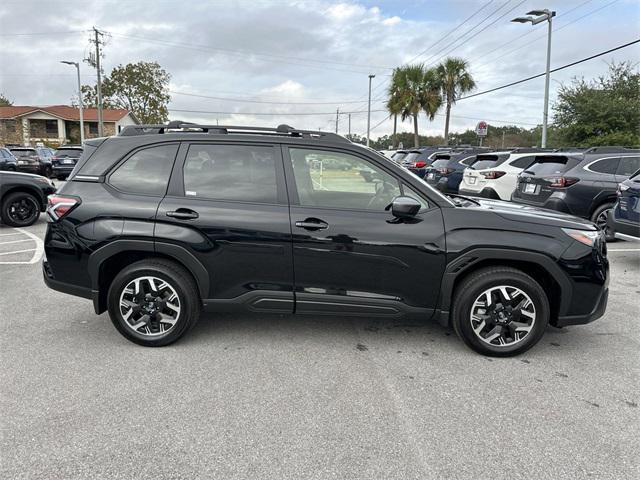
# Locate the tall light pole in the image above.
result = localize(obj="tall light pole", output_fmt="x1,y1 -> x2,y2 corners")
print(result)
366,74 -> 375,147
512,9 -> 556,148
61,61 -> 84,145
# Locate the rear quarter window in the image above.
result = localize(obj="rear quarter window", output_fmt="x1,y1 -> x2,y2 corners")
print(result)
510,156 -> 535,169
588,157 -> 619,174
108,144 -> 178,196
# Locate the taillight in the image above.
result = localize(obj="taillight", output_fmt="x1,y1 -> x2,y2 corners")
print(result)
546,176 -> 579,188
479,171 -> 506,180
438,167 -> 454,175
413,161 -> 426,168
47,195 -> 80,221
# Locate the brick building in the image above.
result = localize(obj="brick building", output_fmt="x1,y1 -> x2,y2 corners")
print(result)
0,105 -> 138,146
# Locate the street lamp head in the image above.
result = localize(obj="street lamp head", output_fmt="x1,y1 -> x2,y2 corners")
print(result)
527,9 -> 551,16
60,60 -> 78,67
511,16 -> 533,23
368,74 -> 376,79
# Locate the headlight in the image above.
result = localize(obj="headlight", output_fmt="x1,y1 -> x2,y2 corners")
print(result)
562,228 -> 600,247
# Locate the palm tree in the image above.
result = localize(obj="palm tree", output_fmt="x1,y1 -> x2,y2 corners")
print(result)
422,67 -> 442,127
437,57 -> 476,143
394,64 -> 428,147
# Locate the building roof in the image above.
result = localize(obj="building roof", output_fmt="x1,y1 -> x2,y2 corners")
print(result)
0,105 -> 133,122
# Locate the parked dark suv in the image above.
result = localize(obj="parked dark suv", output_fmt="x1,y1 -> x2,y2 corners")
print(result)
512,147 -> 640,240
52,145 -> 83,179
43,123 -> 609,356
9,147 -> 53,177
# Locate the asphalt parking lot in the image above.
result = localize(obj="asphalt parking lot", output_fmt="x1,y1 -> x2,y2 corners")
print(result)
1,216 -> 638,479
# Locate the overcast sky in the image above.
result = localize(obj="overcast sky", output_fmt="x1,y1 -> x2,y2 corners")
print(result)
1,0 -> 639,140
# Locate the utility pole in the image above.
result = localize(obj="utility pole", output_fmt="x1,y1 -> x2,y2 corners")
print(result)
88,27 -> 105,137
366,74 -> 375,147
335,108 -> 339,134
501,131 -> 505,149
348,113 -> 351,138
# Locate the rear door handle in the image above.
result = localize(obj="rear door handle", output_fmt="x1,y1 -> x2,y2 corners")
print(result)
295,218 -> 328,230
166,208 -> 199,220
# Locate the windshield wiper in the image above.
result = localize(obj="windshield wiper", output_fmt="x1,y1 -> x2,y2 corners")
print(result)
447,193 -> 482,206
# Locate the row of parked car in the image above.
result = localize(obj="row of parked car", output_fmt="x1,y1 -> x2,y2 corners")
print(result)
0,144 -> 83,179
383,145 -> 640,241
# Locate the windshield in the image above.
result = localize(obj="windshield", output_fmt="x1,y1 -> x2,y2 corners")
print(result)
525,156 -> 579,176
430,159 -> 450,169
10,149 -> 36,157
55,149 -> 82,157
470,159 -> 499,170
403,152 -> 420,163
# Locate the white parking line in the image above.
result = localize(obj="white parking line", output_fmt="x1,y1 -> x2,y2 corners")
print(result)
0,232 -> 23,237
0,248 -> 36,256
608,248 -> 640,252
0,239 -> 33,246
0,227 -> 44,265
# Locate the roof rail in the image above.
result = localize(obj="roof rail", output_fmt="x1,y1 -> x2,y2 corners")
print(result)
509,147 -> 555,153
119,121 -> 351,143
583,146 -> 640,154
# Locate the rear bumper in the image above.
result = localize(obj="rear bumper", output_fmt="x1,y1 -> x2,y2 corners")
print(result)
459,186 -> 500,199
408,167 -> 427,178
512,195 -> 573,215
52,165 -> 74,176
556,287 -> 608,327
43,260 -> 94,300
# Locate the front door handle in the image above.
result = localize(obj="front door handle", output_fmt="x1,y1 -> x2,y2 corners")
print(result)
166,208 -> 199,220
295,218 -> 328,230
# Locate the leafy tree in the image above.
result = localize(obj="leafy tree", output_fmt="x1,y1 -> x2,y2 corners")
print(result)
81,61 -> 171,123
0,93 -> 12,106
436,57 -> 476,143
553,62 -> 640,147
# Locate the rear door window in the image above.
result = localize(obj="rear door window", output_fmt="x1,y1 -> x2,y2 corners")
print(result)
109,144 -> 178,196
182,144 -> 279,204
589,157 -> 619,174
617,156 -> 640,177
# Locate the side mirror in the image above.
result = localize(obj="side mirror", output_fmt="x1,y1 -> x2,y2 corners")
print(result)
387,196 -> 421,218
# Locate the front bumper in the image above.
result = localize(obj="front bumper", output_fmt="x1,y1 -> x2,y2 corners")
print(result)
556,287 -> 608,327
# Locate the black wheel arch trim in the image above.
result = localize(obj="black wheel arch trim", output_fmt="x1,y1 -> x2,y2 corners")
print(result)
437,248 -> 572,324
87,239 -> 210,313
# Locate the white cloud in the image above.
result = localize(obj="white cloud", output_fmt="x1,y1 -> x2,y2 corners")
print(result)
0,0 -> 638,140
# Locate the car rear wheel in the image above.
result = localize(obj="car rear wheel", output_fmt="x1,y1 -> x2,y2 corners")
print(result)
452,267 -> 549,357
107,259 -> 201,347
1,191 -> 41,227
591,203 -> 616,242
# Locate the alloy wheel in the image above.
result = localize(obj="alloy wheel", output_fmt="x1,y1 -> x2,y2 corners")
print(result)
595,209 -> 611,236
118,276 -> 181,337
469,285 -> 536,347
8,197 -> 38,224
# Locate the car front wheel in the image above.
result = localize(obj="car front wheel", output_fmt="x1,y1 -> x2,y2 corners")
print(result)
107,259 -> 201,347
452,267 -> 549,357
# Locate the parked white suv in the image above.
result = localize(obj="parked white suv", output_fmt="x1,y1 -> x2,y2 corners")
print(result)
459,151 -> 541,200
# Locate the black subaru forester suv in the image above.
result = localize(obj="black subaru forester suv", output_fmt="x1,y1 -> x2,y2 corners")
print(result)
42,123 -> 609,356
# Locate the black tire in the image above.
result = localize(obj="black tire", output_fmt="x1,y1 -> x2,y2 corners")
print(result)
42,166 -> 52,178
452,267 -> 549,357
1,191 -> 41,227
591,203 -> 616,242
107,259 -> 201,347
